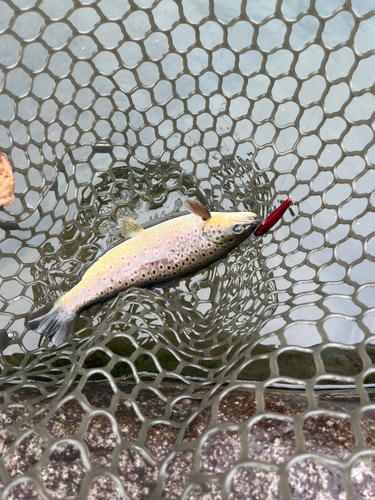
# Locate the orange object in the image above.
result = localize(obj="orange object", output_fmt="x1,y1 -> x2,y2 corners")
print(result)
0,149 -> 15,207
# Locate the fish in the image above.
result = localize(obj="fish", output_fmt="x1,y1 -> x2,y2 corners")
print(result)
28,200 -> 260,346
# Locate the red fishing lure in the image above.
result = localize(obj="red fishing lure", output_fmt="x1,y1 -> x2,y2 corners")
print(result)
253,198 -> 293,237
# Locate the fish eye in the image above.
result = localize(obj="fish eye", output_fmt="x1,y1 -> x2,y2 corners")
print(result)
233,224 -> 243,233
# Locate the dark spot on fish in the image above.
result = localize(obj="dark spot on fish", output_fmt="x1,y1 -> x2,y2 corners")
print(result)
192,258 -> 195,262
167,266 -> 171,270
134,271 -> 137,274
118,281 -> 122,284
110,287 -> 113,290
213,230 -> 216,234
160,265 -> 163,269
131,279 -> 134,282
153,270 -> 156,274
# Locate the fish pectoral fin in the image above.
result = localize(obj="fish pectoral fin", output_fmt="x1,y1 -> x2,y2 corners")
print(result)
184,199 -> 211,221
121,217 -> 144,238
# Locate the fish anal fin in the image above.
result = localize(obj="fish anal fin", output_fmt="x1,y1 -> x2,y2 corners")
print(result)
121,217 -> 144,238
184,200 -> 211,221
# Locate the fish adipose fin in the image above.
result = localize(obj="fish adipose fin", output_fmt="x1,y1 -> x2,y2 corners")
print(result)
27,303 -> 78,346
185,200 -> 211,221
121,217 -> 144,238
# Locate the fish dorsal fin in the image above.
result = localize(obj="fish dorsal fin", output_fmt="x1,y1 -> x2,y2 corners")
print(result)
184,200 -> 211,221
121,217 -> 144,238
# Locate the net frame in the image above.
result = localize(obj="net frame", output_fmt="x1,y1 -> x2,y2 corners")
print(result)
0,0 -> 375,499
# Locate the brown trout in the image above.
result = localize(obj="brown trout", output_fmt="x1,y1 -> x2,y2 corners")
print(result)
28,200 -> 259,345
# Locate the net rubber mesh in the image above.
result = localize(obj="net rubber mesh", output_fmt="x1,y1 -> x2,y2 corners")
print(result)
0,0 -> 375,499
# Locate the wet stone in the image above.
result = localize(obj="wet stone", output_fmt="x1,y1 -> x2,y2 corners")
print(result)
5,432 -> 46,478
9,386 -> 43,403
144,423 -> 179,460
0,383 -> 374,498
115,409 -> 143,442
187,483 -> 223,500
20,409 -> 49,432
264,388 -> 308,415
229,466 -> 280,500
248,417 -> 295,464
360,410 -> 375,448
289,459 -> 346,500
3,482 -> 42,500
351,456 -> 375,500
218,389 -> 257,423
135,388 -> 168,418
0,431 -> 14,459
45,399 -> 85,437
0,405 -> 27,429
170,396 -> 202,422
183,405 -> 212,440
40,443 -> 87,499
117,449 -> 158,500
87,476 -> 124,500
82,378 -> 114,407
303,414 -> 355,460
200,430 -> 241,475
316,387 -> 361,411
162,449 -> 194,499
83,415 -> 117,468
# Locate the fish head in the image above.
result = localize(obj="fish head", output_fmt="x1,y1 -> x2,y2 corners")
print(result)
203,212 -> 259,246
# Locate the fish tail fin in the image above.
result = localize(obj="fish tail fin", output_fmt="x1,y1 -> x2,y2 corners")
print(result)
28,302 -> 78,346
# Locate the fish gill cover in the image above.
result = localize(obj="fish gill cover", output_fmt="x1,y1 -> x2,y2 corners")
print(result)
0,0 -> 375,499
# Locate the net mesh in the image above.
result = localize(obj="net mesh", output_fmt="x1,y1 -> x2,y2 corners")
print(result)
1,0 -> 375,498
